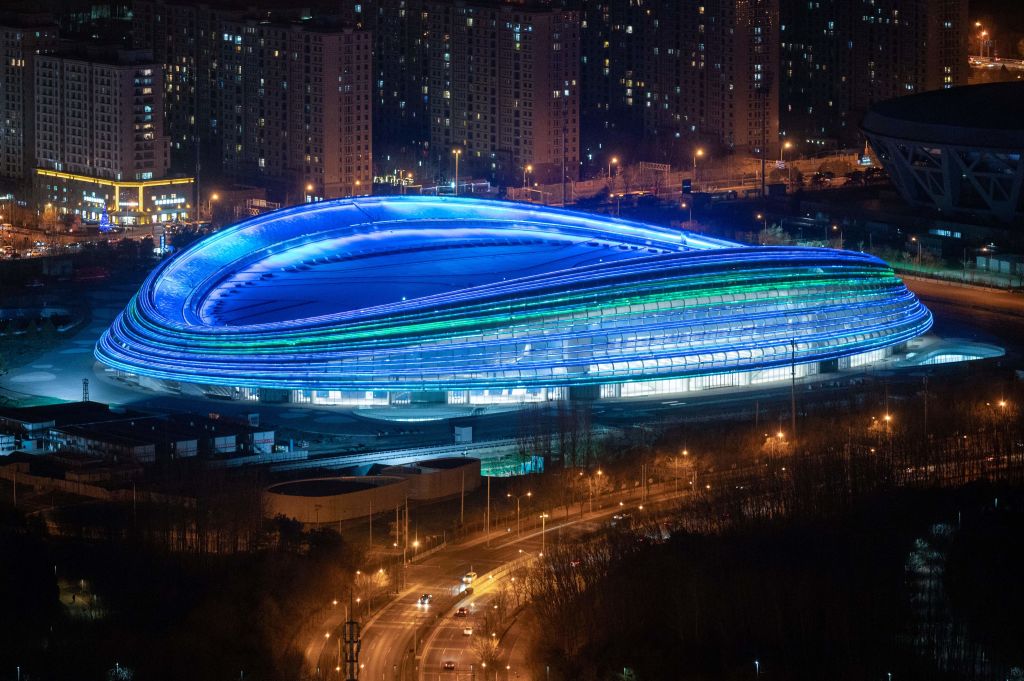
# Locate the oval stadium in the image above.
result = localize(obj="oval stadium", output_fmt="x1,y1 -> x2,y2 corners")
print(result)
95,196 -> 932,407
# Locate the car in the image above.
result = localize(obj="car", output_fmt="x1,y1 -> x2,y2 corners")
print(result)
462,571 -> 478,584
610,512 -> 632,527
463,627 -> 473,636
455,607 -> 469,617
418,593 -> 433,604
443,661 -> 456,671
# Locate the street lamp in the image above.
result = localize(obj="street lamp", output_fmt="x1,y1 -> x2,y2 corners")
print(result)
507,491 -> 531,537
756,213 -> 768,244
779,140 -> 792,164
693,148 -> 704,191
607,156 -> 618,180
208,192 -> 219,221
452,148 -> 462,196
780,140 -> 793,184
588,469 -> 603,513
523,164 -> 533,189
539,513 -> 549,553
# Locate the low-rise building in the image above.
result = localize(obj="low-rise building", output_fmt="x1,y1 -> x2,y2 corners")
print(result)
0,401 -> 274,462
32,46 -> 194,225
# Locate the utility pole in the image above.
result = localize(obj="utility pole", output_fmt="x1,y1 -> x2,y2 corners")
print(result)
485,475 -> 491,545
194,97 -> 201,221
922,375 -> 929,437
344,593 -> 361,681
790,340 -> 797,441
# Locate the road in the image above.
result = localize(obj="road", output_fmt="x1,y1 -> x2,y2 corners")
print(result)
310,495 -> 640,681
310,531 -> 543,681
903,276 -> 1024,355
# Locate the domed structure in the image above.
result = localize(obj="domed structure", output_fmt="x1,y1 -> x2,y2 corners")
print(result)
96,196 -> 932,405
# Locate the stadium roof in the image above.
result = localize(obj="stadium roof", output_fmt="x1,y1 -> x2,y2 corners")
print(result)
862,82 -> 1024,147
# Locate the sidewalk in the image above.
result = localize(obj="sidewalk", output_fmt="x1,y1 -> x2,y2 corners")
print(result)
892,261 -> 1023,291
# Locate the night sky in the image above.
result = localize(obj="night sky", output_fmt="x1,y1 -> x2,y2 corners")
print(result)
972,0 -> 1024,33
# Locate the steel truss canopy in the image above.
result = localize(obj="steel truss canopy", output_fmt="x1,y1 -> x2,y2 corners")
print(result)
863,82 -> 1024,223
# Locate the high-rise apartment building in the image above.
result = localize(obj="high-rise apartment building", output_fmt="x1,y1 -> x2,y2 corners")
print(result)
780,0 -> 968,148
361,0 -> 430,177
426,1 -> 580,186
0,13 -> 58,183
33,47 -> 193,224
580,0 -> 779,166
215,20 -> 372,200
132,2 -> 372,201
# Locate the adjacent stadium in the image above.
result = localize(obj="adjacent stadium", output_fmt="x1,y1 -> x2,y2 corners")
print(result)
862,81 -> 1024,224
96,196 -> 933,407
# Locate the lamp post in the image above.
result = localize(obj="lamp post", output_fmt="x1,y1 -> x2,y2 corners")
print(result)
207,192 -> 219,221
790,339 -> 797,440
540,509 -> 548,552
756,213 -> 767,244
507,491 -> 531,537
780,140 -> 793,184
452,148 -> 462,195
523,164 -> 532,190
884,413 -> 893,458
692,148 -> 704,191
779,140 -> 792,165
588,469 -> 603,513
607,156 -> 618,180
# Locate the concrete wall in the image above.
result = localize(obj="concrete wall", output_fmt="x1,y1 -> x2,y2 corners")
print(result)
382,458 -> 481,501
263,476 -> 410,525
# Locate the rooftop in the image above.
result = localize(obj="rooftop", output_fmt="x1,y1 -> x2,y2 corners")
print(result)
869,82 -> 1024,131
863,82 -> 1024,147
268,478 -> 384,496
0,401 -> 144,427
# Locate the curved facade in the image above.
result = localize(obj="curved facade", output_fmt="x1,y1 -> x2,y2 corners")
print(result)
96,196 -> 932,404
863,82 -> 1024,223
264,476 -> 409,524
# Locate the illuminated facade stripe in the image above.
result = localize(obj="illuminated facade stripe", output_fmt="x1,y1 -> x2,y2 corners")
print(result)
96,196 -> 932,394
